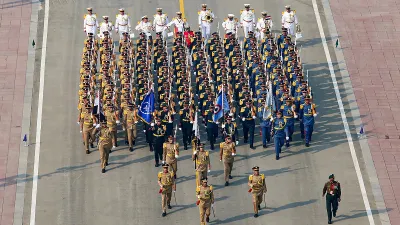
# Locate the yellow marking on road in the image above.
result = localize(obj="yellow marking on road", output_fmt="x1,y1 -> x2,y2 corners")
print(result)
179,0 -> 186,18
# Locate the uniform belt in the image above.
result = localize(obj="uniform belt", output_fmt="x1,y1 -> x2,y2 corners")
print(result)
304,114 -> 312,117
243,19 -> 252,22
286,21 -> 294,23
100,137 -> 107,140
156,24 -> 166,26
182,119 -> 190,122
107,122 -> 115,124
207,120 -> 214,123
86,24 -> 95,26
153,134 -> 164,137
84,122 -> 93,125
167,153 -> 174,156
245,118 -> 254,120
119,24 -> 127,26
284,116 -> 293,119
162,120 -> 168,123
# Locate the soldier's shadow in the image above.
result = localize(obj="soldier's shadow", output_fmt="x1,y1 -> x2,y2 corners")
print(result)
333,209 -> 391,223
168,196 -> 229,215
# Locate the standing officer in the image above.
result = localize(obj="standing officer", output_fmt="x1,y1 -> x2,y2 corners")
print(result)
96,120 -> 112,173
163,135 -> 179,178
248,166 -> 267,218
281,98 -> 297,147
152,118 -> 166,167
240,4 -> 255,38
198,4 -> 214,39
81,105 -> 97,154
83,7 -> 98,36
115,8 -> 131,40
125,103 -> 138,152
222,14 -> 239,36
193,143 -> 211,187
154,8 -> 169,40
158,163 -> 176,217
99,16 -> 114,38
299,95 -> 317,147
271,111 -> 286,160
322,174 -> 341,224
240,100 -> 257,149
167,12 -> 187,34
219,136 -> 236,186
196,178 -> 215,225
281,5 -> 298,36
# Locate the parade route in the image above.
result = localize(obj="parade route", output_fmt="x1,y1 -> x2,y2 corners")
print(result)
6,0 -> 392,225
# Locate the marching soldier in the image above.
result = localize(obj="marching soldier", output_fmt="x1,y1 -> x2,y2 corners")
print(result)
154,8 -> 169,40
104,104 -> 120,149
83,7 -> 99,36
240,100 -> 257,149
167,12 -> 187,34
322,174 -> 341,224
240,4 -> 255,38
258,100 -> 272,148
115,8 -> 131,39
222,14 -> 239,36
222,116 -> 238,144
163,135 -> 179,178
256,11 -> 273,40
96,120 -> 113,173
158,163 -> 176,217
205,104 -> 218,150
219,136 -> 236,186
281,98 -> 297,147
135,15 -> 153,37
179,101 -> 194,150
152,118 -> 166,167
193,143 -> 211,187
271,111 -> 286,160
196,178 -> 215,225
99,16 -> 114,38
248,166 -> 267,217
80,105 -> 97,154
299,95 -> 317,147
124,103 -> 138,152
281,5 -> 298,36
198,4 -> 214,39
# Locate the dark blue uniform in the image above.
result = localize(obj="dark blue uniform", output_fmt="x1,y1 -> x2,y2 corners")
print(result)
272,116 -> 286,160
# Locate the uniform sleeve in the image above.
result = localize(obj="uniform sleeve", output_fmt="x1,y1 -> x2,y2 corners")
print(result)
281,13 -> 285,24
337,182 -> 341,199
294,14 -> 298,25
198,12 -> 202,25
128,16 -> 131,28
83,15 -> 86,29
322,182 -> 328,196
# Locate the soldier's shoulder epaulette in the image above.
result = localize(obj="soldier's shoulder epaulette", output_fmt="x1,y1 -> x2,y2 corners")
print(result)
251,9 -> 255,13
220,142 -> 224,148
280,105 -> 284,109
249,175 -> 253,181
282,11 -> 285,15
170,171 -> 174,177
209,185 -> 213,191
208,9 -> 212,13
154,14 -> 157,17
240,9 -> 243,14
196,186 -> 201,192
293,10 -> 296,14
261,174 -> 265,179
158,172 -> 163,178
240,107 -> 245,113
83,14 -> 87,19
224,17 -> 227,21
137,21 -> 140,25
164,13 -> 168,16
205,151 -> 209,156
198,11 -> 201,15
116,14 -> 119,18
163,143 -> 167,148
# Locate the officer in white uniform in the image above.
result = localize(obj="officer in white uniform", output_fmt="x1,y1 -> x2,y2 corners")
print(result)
115,8 -> 131,39
99,16 -> 114,38
256,12 -> 273,40
167,12 -> 187,34
83,7 -> 99,36
198,4 -> 214,40
281,5 -> 298,36
240,4 -> 255,38
135,15 -> 153,37
222,14 -> 239,36
153,8 -> 169,40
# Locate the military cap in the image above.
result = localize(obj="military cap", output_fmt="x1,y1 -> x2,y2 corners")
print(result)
329,174 -> 334,179
155,117 -> 161,122
201,4 -> 207,8
261,11 -> 267,15
156,32 -> 162,35
252,166 -> 260,171
162,163 -> 169,168
156,8 -> 163,12
286,98 -> 293,102
228,14 -> 234,18
85,104 -> 92,109
276,110 -> 282,115
244,4 -> 250,8
285,36 -> 291,40
226,116 -> 232,120
87,7 -> 93,11
176,11 -> 182,15
202,177 -> 208,182
102,16 -> 109,19
246,100 -> 253,104
305,95 -> 312,100
161,102 -> 168,107
119,8 -> 125,12
168,135 -> 174,139
285,5 -> 291,9
141,15 -> 148,19
261,84 -> 266,87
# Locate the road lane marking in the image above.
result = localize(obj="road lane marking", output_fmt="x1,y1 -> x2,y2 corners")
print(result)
29,0 -> 49,224
179,0 -> 185,18
311,0 -> 375,224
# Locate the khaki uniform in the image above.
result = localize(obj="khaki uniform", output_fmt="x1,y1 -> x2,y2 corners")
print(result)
194,150 -> 210,187
163,143 -> 179,173
81,112 -> 96,151
249,174 -> 267,214
158,171 -> 175,211
98,127 -> 113,168
125,109 -> 138,147
219,142 -> 236,181
196,185 -> 214,225
105,110 -> 118,146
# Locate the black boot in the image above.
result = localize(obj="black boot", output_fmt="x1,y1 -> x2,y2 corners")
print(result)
162,212 -> 166,217
229,175 -> 233,179
305,143 -> 310,147
206,216 -> 210,222
86,150 -> 90,154
132,140 -> 136,145
225,181 -> 229,186
129,147 -> 133,152
254,213 -> 258,218
250,144 -> 255,149
258,205 -> 261,210
101,168 -> 105,173
90,143 -> 94,148
263,145 -> 267,148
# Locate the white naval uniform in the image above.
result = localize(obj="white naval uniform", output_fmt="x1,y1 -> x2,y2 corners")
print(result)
135,21 -> 153,36
83,13 -> 99,36
222,18 -> 239,35
256,16 -> 273,40
281,10 -> 298,36
167,17 -> 187,33
99,21 -> 114,38
198,9 -> 214,39
115,14 -> 131,39
153,13 -> 169,39
240,9 -> 255,38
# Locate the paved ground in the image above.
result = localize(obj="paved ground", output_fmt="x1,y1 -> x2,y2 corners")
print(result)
329,0 -> 400,224
0,0 -> 31,224
1,0 -> 393,225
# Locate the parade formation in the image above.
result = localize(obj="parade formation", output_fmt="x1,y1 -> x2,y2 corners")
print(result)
77,4 -> 339,224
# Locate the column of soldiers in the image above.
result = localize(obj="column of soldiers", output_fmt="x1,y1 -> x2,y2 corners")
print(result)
79,4 -> 319,224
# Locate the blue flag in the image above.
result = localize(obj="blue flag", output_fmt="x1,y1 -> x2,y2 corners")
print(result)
138,91 -> 155,124
213,90 -> 230,122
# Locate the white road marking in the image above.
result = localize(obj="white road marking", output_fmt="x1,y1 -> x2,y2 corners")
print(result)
29,0 -> 50,224
311,0 -> 375,224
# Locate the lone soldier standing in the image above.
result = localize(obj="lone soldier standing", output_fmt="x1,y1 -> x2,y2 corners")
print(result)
83,7 -> 98,36
196,178 -> 215,225
193,143 -> 211,187
219,136 -> 236,186
96,120 -> 113,173
322,174 -> 341,224
163,135 -> 179,178
248,166 -> 267,217
125,103 -> 138,152
158,163 -> 176,217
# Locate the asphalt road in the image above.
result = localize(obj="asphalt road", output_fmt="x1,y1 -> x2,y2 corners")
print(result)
22,0 -> 383,224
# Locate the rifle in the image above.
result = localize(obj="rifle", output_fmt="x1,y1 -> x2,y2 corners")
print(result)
212,204 -> 216,217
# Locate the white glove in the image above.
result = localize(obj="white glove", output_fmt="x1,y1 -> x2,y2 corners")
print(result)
208,169 -> 211,173
222,124 -> 225,128
143,130 -> 146,133
252,116 -> 257,119
179,128 -> 182,130
122,127 -> 125,131
95,124 -> 100,129
286,137 -> 289,140
135,121 -> 138,124
313,113 -> 317,117
190,121 -> 193,124
236,141 -> 239,145
151,123 -> 154,126
80,130 -> 82,133
216,122 -> 219,124
168,121 -> 173,123
229,113 -> 233,116
116,120 -> 120,124
294,115 -> 298,119
232,153 -> 236,156
93,123 -> 97,127
162,161 -> 165,164
193,150 -> 198,155
242,118 -> 245,121
175,154 -> 179,158
270,118 -> 274,121
77,122 -> 80,125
